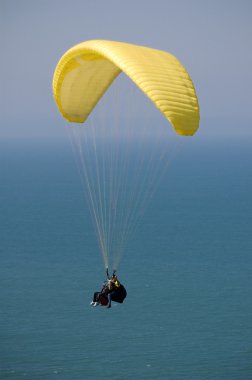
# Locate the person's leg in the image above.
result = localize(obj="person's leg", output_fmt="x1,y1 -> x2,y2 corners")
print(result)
93,292 -> 100,302
90,292 -> 100,305
107,292 -> 115,308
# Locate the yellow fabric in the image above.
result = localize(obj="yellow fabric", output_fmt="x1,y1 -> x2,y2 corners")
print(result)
114,279 -> 120,288
53,40 -> 200,136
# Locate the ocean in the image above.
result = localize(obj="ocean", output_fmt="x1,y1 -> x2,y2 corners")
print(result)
1,135 -> 252,379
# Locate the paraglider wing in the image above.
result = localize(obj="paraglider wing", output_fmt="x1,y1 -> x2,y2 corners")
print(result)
53,40 -> 200,136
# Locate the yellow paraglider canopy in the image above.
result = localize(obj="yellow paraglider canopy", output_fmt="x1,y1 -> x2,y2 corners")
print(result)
53,40 -> 200,136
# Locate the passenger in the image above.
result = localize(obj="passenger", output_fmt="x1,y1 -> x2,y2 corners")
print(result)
90,281 -> 109,306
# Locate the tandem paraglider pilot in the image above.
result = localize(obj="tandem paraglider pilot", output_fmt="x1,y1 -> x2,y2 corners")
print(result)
90,270 -> 127,309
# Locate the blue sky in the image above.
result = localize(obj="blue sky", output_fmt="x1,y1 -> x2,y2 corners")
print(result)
1,0 -> 252,139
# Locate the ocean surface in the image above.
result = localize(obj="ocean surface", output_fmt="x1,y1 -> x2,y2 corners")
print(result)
1,136 -> 252,379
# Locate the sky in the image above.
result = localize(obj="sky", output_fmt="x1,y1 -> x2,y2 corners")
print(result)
1,0 -> 252,139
